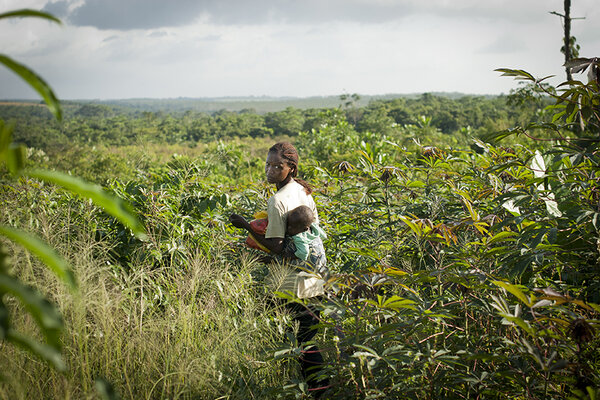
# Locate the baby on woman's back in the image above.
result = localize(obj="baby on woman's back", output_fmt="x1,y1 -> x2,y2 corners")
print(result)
283,205 -> 327,276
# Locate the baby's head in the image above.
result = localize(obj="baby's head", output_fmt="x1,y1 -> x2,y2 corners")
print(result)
286,205 -> 314,236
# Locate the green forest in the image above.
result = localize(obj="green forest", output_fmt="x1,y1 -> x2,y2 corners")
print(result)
0,91 -> 546,186
2,8 -> 600,400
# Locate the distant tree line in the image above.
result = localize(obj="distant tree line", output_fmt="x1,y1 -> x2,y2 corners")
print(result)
0,93 -> 551,150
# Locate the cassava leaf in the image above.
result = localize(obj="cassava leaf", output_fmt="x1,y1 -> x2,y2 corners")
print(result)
492,280 -> 532,307
494,68 -> 535,81
488,231 -> 518,245
381,295 -> 416,310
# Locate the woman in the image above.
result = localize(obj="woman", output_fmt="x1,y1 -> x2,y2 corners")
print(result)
229,142 -> 326,297
229,142 -> 329,396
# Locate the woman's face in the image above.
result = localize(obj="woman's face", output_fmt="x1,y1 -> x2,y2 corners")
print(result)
265,151 -> 293,184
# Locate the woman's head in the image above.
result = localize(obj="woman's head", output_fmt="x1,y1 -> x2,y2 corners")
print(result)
268,142 -> 298,177
266,142 -> 312,194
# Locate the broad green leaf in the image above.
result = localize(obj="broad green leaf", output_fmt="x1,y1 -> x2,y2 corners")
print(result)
422,309 -> 451,319
485,246 -> 511,256
397,282 -> 419,296
492,280 -> 532,307
0,274 -> 63,348
538,316 -> 571,327
0,225 -> 76,289
381,295 -> 416,310
461,196 -> 479,221
374,266 -> 407,278
358,150 -> 374,165
3,144 -> 26,174
352,351 -> 379,360
432,349 -> 451,359
5,329 -> 65,371
529,228 -> 547,249
219,193 -> 230,207
494,68 -> 535,81
522,340 -> 544,370
0,9 -> 61,23
551,109 -> 566,123
352,344 -> 380,358
406,180 -> 426,188
26,169 -> 146,239
0,119 -> 12,153
398,215 -> 422,236
95,378 -> 120,400
473,221 -> 489,235
588,386 -> 598,400
565,102 -> 578,123
488,231 -> 518,245
500,314 -> 534,335
0,55 -> 62,121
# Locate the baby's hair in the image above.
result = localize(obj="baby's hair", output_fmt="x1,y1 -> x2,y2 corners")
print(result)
268,142 -> 312,194
288,205 -> 314,231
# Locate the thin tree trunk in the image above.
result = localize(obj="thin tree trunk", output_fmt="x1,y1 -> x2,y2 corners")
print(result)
564,0 -> 573,81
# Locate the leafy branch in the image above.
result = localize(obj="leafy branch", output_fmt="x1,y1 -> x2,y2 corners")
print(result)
0,8 -> 145,372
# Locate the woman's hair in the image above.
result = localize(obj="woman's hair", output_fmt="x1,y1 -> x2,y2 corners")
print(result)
268,142 -> 312,194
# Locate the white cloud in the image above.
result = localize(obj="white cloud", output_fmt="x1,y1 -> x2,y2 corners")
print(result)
0,0 -> 598,99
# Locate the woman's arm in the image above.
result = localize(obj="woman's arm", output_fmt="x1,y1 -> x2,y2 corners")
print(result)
229,213 -> 285,254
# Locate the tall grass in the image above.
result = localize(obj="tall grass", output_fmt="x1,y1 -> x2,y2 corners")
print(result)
0,191 -> 293,399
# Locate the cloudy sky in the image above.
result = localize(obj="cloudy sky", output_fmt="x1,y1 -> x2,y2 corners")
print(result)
0,0 -> 598,100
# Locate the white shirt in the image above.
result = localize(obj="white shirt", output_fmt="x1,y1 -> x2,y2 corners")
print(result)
264,179 -> 325,298
265,179 -> 319,239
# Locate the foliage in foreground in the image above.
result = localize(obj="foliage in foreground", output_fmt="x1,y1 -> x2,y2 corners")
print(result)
1,8 -> 144,384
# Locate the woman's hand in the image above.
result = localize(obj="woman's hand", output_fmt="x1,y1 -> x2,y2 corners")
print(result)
229,213 -> 285,254
229,213 -> 249,229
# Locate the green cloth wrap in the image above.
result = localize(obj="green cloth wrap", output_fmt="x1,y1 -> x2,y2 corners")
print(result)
291,223 -> 327,260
